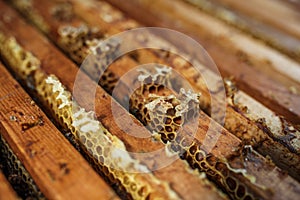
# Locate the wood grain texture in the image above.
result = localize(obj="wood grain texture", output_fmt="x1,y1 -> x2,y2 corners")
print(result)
280,0 -> 300,10
4,0 -> 300,199
0,170 -> 18,200
0,61 -> 118,199
210,0 -> 300,40
0,2 -> 228,199
105,0 -> 300,125
183,0 -> 300,63
56,0 -> 300,181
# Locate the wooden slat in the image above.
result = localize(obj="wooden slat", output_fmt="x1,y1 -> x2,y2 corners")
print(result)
5,0 -> 300,199
108,50 -> 300,179
210,0 -> 300,40
0,2 -> 228,199
60,0 -> 300,181
105,0 -> 300,87
281,0 -> 300,10
0,61 -> 118,199
0,170 -> 18,200
105,0 -> 300,125
183,0 -> 300,63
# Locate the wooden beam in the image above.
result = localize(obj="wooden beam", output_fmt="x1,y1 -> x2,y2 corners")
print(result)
0,171 -> 18,200
104,0 -> 300,125
48,0 -> 300,181
5,0 -> 300,199
183,0 -> 300,63
0,63 -> 118,199
210,0 -> 300,40
280,0 -> 300,10
0,2 -> 228,199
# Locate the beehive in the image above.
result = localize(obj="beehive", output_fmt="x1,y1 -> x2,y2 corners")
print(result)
0,0 -> 299,199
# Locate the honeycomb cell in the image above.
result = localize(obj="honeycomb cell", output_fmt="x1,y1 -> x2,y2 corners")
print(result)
226,177 -> 237,191
189,144 -> 197,155
236,185 -> 246,198
0,34 -> 178,199
0,135 -> 44,199
129,66 -> 257,199
244,195 -> 254,200
58,24 -> 122,94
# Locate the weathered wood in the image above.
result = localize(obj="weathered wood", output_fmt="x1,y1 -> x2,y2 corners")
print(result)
0,63 -> 118,200
0,2 -> 228,199
47,0 -> 300,181
6,0 -> 300,199
0,170 -> 18,200
183,0 -> 300,63
281,0 -> 300,10
105,0 -> 300,125
210,0 -> 300,40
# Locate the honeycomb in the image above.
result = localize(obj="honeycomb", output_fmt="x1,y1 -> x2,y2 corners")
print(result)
57,24 -> 103,64
129,66 -> 259,200
0,134 -> 44,199
57,24 -> 120,92
42,75 -> 180,199
0,33 -> 39,82
0,35 -> 180,199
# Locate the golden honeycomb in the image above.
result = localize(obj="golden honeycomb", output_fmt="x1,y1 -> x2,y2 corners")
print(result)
57,24 -> 120,93
0,34 -> 179,200
128,66 -> 257,200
